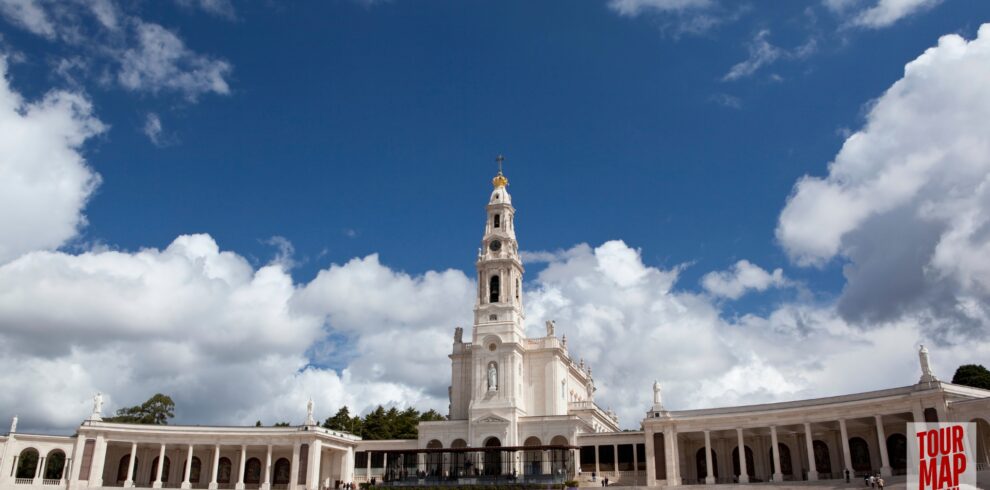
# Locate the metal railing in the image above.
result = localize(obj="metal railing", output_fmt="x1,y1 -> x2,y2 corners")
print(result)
42,480 -> 65,486
14,479 -> 34,485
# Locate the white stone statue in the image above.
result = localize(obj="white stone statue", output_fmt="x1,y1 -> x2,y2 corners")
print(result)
652,380 -> 664,410
561,334 -> 567,347
487,362 -> 498,392
918,345 -> 938,383
9,415 -> 17,434
545,320 -> 555,337
305,398 -> 317,426
89,392 -> 103,421
454,327 -> 463,343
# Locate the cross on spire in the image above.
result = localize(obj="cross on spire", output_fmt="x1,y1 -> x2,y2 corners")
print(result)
496,154 -> 505,175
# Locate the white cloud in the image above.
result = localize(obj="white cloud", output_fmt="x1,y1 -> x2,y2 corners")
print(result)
0,0 -> 55,39
119,21 -> 232,100
839,0 -> 943,29
143,112 -> 163,146
702,260 -> 787,299
174,0 -> 236,20
606,0 -> 711,17
778,24 -> 990,336
723,30 -> 817,81
0,57 -> 104,264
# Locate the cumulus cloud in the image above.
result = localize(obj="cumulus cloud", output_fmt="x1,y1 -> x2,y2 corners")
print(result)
825,0 -> 943,29
702,260 -> 787,299
143,112 -> 163,145
777,24 -> 990,336
606,0 -> 737,37
0,57 -> 104,264
119,21 -> 231,100
606,0 -> 711,17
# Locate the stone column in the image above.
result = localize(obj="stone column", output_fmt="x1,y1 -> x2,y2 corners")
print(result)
290,443 -> 300,490
90,434 -> 108,488
261,444 -> 272,490
613,443 -> 619,478
123,442 -> 138,488
236,445 -> 247,490
154,444 -> 167,488
934,399 -> 947,423
594,445 -> 600,479
633,442 -> 639,483
875,416 -> 891,477
704,431 -> 715,484
306,440 -> 322,490
803,423 -> 818,481
209,445 -> 221,490
182,444 -> 194,489
365,450 -> 371,482
342,448 -> 355,484
736,428 -> 749,484
912,402 -> 925,423
68,434 -> 88,487
664,428 -> 680,486
839,419 -> 853,476
644,428 -> 656,487
770,426 -> 782,482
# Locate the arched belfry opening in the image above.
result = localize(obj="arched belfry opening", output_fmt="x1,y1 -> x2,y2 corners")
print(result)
493,214 -> 501,228
489,275 -> 500,303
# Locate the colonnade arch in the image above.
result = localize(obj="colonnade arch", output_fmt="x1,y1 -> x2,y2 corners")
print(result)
812,440 -> 832,475
886,434 -> 907,471
426,439 -> 443,477
768,443 -> 792,476
149,456 -> 170,483
180,456 -> 202,483
15,448 -> 39,479
523,437 -> 542,475
849,437 -> 872,473
483,437 -> 502,476
731,446 -> 754,479
695,448 -> 718,480
116,455 -> 139,483
273,458 -> 292,485
43,450 -> 66,480
974,418 -> 990,469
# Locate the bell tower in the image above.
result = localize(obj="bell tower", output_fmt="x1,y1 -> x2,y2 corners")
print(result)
473,155 -> 526,344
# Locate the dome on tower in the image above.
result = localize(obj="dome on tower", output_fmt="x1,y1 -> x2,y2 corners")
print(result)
490,176 -> 511,204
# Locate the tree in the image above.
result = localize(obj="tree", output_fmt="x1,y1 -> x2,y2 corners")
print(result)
273,422 -> 291,427
255,420 -> 262,427
323,406 -> 362,435
104,394 -> 175,425
419,409 -> 446,422
952,364 -> 990,390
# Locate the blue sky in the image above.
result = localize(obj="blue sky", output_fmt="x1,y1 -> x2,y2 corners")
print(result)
2,0 -> 990,431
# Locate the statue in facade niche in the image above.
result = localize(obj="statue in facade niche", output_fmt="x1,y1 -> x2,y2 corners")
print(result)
487,362 -> 498,392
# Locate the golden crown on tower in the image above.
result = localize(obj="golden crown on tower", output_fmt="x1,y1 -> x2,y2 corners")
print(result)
492,154 -> 508,188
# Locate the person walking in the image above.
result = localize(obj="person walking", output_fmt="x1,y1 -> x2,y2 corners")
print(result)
877,477 -> 885,490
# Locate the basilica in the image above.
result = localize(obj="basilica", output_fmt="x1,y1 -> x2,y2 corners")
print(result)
2,166 -> 989,490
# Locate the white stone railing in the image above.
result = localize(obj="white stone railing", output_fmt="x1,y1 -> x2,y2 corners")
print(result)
42,479 -> 64,486
14,479 -> 34,485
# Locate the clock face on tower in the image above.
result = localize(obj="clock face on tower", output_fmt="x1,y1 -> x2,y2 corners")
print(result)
489,240 -> 502,252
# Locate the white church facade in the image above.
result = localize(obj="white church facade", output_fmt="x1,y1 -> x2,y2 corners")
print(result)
2,166 -> 989,489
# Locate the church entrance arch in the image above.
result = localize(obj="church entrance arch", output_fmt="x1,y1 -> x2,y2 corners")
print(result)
483,437 -> 502,477
523,437 -> 542,476
550,435 -> 570,476
450,439 -> 468,477
426,440 -> 443,477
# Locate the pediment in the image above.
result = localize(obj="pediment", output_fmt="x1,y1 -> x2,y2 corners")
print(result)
473,413 -> 509,424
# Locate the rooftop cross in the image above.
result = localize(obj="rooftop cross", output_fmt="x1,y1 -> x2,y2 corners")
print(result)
496,154 -> 504,175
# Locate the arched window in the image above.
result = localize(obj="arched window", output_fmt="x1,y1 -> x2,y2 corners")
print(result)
151,456 -> 171,483
217,457 -> 233,484
493,214 -> 500,228
695,447 -> 718,480
181,456 -> 202,483
516,278 -> 520,300
813,440 -> 832,475
116,455 -> 139,483
769,443 -> 792,477
849,437 -> 872,472
489,275 -> 500,303
244,458 -> 262,484
273,458 -> 291,484
886,434 -> 907,471
731,446 -> 754,479
15,448 -> 39,479
44,450 -> 66,480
